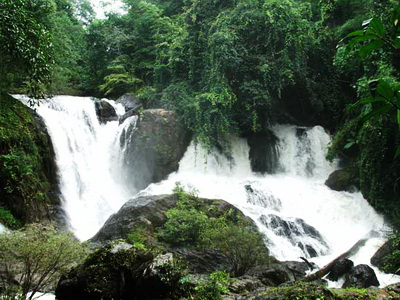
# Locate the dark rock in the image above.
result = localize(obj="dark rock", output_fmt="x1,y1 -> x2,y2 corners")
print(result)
116,93 -> 141,112
94,100 -> 118,124
119,106 -> 142,125
121,109 -> 191,191
342,264 -> 380,288
0,93 -> 61,225
90,194 -> 252,248
325,169 -> 355,192
55,241 -> 171,300
247,131 -> 279,174
229,275 -> 265,294
326,258 -> 354,281
260,214 -> 328,258
90,194 -> 178,246
173,248 -> 231,274
247,261 -> 312,286
245,184 -> 282,211
385,282 -> 400,294
371,239 -> 400,274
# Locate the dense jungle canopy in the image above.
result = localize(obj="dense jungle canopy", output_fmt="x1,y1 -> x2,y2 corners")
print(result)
1,0 -> 400,228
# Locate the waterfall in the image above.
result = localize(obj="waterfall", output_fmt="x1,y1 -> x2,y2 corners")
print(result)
140,125 -> 399,286
14,95 -> 399,286
17,95 -> 136,241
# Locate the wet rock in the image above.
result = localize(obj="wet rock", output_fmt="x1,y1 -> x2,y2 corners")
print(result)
247,261 -> 312,286
119,106 -> 142,125
326,258 -> 354,281
121,109 -> 191,191
94,100 -> 118,124
342,264 -> 380,288
245,185 -> 282,211
371,238 -> 400,274
260,214 -> 328,258
116,93 -> 141,112
247,131 -> 279,174
325,169 -> 355,192
0,93 -> 61,225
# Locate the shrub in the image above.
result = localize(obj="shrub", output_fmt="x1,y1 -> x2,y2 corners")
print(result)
0,224 -> 89,300
201,220 -> 270,276
0,207 -> 21,229
194,271 -> 230,300
157,183 -> 270,276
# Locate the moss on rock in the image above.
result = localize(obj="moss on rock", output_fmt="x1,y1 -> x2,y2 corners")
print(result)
0,93 -> 59,225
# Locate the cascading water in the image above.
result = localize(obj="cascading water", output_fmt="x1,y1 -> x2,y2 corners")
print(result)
17,95 -> 136,241
140,125 -> 400,286
15,95 -> 399,286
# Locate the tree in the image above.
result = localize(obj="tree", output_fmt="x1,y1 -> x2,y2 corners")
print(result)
341,4 -> 400,155
0,0 -> 55,101
0,224 -> 88,300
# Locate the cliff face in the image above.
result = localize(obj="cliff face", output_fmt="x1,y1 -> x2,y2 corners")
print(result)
0,93 -> 61,226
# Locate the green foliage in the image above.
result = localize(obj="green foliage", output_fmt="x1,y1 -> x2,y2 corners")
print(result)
201,219 -> 270,276
0,224 -> 89,300
0,207 -> 21,230
126,225 -> 155,251
0,0 -> 55,99
158,183 -> 269,276
382,233 -> 400,274
194,271 -> 230,300
329,3 -> 400,229
0,93 -> 57,223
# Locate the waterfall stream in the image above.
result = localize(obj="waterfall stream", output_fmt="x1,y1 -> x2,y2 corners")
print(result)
17,95 -> 400,286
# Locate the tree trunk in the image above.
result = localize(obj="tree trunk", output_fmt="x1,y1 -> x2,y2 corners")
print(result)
302,238 -> 368,282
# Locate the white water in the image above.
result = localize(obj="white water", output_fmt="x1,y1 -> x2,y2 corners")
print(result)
17,95 -> 135,240
139,125 -> 400,286
17,95 -> 400,286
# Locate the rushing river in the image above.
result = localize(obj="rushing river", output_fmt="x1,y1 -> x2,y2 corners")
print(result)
17,95 -> 400,287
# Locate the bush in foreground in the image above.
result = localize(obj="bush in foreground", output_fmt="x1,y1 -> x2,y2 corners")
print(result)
0,224 -> 88,300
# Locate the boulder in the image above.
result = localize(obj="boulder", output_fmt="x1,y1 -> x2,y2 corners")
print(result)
0,93 -> 61,225
90,194 -> 252,248
247,261 -> 313,286
229,275 -> 265,294
371,238 -> 400,274
120,109 -> 191,191
326,258 -> 354,281
325,169 -> 355,192
116,93 -> 141,112
55,241 -> 174,300
342,264 -> 380,288
259,214 -> 328,258
173,248 -> 231,274
119,106 -> 142,125
90,194 -> 178,247
94,100 -> 118,124
247,131 -> 279,174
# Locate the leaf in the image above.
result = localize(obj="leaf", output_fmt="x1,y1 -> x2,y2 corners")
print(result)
354,97 -> 385,106
369,18 -> 385,36
396,146 -> 400,159
343,30 -> 364,39
345,34 -> 377,56
394,36 -> 400,49
344,141 -> 355,149
376,80 -> 394,100
397,110 -> 400,126
360,104 -> 393,123
358,39 -> 385,58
